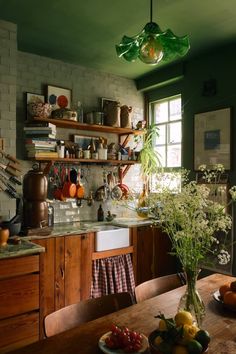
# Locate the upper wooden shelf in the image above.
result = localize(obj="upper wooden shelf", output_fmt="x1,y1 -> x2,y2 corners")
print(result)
33,157 -> 138,165
33,117 -> 144,136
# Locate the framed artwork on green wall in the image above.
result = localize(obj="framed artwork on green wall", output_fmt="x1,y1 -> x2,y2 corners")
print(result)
194,107 -> 231,170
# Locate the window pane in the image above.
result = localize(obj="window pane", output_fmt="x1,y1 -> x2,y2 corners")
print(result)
154,101 -> 168,123
156,124 -> 166,145
167,144 -> 181,167
170,98 -> 182,121
155,146 -> 166,166
169,122 -> 182,143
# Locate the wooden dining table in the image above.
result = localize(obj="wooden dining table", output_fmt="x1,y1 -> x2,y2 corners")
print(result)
8,273 -> 236,354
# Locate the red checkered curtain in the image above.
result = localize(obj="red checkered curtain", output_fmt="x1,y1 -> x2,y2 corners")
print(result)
91,254 -> 135,298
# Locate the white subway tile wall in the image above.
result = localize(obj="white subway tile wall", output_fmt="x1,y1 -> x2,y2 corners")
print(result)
0,19 -> 144,221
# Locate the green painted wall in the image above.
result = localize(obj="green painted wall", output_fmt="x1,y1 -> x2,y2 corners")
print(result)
138,42 -> 236,275
139,42 -> 236,173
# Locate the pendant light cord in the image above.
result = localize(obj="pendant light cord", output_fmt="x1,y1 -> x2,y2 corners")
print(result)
150,0 -> 153,22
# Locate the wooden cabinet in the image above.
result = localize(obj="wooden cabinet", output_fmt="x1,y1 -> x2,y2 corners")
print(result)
0,255 -> 40,353
132,225 -> 177,286
33,233 -> 94,339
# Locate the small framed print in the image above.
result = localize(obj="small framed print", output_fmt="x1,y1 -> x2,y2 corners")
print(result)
100,97 -> 118,111
194,107 -> 231,170
73,134 -> 107,150
26,92 -> 45,104
25,92 -> 45,120
47,85 -> 71,110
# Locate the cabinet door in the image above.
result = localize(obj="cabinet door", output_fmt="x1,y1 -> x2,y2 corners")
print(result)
65,235 -> 81,306
132,225 -> 154,285
153,227 -> 177,277
80,232 -> 94,300
33,238 -> 55,339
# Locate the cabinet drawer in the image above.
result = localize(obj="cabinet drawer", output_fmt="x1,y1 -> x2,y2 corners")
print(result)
0,255 -> 39,279
0,274 -> 39,319
0,312 -> 39,352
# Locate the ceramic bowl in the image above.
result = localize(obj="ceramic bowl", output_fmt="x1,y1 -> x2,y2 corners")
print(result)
27,102 -> 52,118
148,330 -> 208,354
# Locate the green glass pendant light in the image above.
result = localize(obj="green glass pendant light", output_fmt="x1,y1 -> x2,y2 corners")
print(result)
116,0 -> 190,65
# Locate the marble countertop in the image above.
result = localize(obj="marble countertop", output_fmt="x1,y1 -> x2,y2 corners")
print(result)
0,239 -> 45,259
0,218 -> 153,259
22,218 -> 154,240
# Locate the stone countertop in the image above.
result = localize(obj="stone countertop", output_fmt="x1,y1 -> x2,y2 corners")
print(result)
21,218 -> 154,240
0,238 -> 45,259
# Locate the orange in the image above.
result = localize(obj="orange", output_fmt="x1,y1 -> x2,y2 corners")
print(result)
230,280 -> 236,292
219,283 -> 231,298
223,290 -> 236,307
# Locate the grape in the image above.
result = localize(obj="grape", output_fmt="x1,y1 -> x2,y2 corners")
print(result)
106,324 -> 143,352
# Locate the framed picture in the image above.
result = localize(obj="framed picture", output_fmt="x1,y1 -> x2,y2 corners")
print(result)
101,97 -> 118,111
26,92 -> 45,104
47,85 -> 71,110
25,92 -> 45,121
194,107 -> 231,170
73,134 -> 107,150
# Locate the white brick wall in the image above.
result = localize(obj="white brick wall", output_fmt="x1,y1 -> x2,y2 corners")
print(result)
0,19 -> 144,221
0,20 -> 17,220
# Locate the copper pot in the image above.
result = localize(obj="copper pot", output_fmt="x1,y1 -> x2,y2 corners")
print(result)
23,164 -> 48,201
23,200 -> 48,228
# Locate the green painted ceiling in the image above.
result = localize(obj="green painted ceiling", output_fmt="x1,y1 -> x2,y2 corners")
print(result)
0,0 -> 236,79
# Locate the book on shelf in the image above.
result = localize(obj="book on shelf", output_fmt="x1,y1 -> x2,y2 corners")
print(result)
27,151 -> 59,158
24,131 -> 57,139
25,122 -> 56,129
25,137 -> 58,143
24,126 -> 56,132
25,141 -> 57,148
25,146 -> 56,152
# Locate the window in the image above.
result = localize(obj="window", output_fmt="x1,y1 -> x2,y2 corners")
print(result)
150,95 -> 182,192
151,95 -> 182,168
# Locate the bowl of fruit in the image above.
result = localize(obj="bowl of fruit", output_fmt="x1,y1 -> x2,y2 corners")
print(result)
98,323 -> 149,353
213,279 -> 236,311
148,310 -> 210,354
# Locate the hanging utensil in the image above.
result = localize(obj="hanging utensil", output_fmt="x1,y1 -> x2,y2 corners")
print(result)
76,168 -> 85,199
0,168 -> 21,185
0,162 -> 21,177
0,149 -> 20,164
0,179 -> 18,198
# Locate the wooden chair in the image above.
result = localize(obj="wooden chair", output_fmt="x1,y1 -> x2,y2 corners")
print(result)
44,292 -> 134,337
134,273 -> 185,303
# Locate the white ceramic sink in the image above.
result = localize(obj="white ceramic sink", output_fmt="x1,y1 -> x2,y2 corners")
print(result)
95,226 -> 130,251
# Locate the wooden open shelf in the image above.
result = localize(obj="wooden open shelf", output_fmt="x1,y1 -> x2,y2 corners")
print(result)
33,117 -> 144,136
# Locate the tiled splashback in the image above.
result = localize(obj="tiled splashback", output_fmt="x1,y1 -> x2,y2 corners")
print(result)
50,198 -> 138,224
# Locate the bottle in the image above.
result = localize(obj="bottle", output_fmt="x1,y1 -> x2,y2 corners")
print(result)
76,101 -> 83,123
137,184 -> 148,218
97,204 -> 104,221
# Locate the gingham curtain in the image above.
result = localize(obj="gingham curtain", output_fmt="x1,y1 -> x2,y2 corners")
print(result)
91,254 -> 135,298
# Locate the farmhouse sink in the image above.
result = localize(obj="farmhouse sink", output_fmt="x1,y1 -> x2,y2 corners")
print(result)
94,226 -> 130,251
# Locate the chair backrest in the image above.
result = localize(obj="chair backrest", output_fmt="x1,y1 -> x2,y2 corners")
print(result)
44,292 -> 134,337
135,273 -> 185,303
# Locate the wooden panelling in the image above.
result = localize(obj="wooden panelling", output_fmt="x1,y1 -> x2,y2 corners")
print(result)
33,238 -> 55,339
0,274 -> 39,320
65,235 -> 81,306
80,233 -> 93,300
0,312 -> 39,353
55,237 -> 65,310
0,255 -> 39,279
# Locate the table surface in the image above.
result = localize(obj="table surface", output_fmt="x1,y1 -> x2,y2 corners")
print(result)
9,273 -> 236,354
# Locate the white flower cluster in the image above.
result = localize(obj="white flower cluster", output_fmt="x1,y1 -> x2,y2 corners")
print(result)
217,249 -> 231,265
147,167 -> 235,271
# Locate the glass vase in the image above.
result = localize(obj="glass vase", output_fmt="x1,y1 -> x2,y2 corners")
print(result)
178,268 -> 205,327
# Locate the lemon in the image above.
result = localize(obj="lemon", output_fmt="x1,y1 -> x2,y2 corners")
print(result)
181,324 -> 199,344
172,344 -> 188,354
154,335 -> 163,346
175,310 -> 193,327
159,318 -> 167,331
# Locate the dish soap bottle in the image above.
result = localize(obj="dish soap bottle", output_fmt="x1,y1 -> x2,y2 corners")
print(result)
97,204 -> 104,221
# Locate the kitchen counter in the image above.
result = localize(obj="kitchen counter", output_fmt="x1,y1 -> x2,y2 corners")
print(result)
0,238 -> 45,259
21,218 -> 154,240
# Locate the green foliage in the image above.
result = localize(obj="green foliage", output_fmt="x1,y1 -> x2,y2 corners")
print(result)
138,123 -> 162,180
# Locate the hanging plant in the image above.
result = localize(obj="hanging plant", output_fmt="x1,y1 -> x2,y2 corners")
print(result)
138,123 -> 162,181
